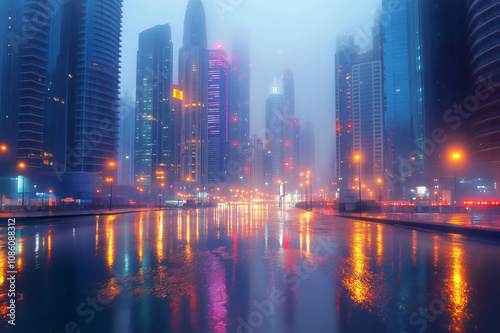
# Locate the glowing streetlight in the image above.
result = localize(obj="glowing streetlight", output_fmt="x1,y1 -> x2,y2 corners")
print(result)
355,154 -> 362,215
377,178 -> 383,202
451,152 -> 462,206
159,182 -> 165,210
106,177 -> 114,211
0,145 -> 6,152
18,162 -> 26,210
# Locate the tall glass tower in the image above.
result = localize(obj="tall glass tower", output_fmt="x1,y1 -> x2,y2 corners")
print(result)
468,0 -> 500,183
179,0 -> 208,188
383,0 -> 424,200
208,47 -> 229,185
68,0 -> 123,173
229,30 -> 251,186
265,87 -> 284,185
134,24 -> 173,197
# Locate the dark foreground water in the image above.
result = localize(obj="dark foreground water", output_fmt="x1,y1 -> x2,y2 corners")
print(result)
1,205 -> 500,333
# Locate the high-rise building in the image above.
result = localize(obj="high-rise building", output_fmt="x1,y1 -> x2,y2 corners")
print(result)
420,0 -> 469,180
383,0 -> 425,200
0,1 -> 22,176
352,52 -> 384,195
0,0 -> 123,176
208,47 -> 229,185
468,1 -> 500,185
172,85 -> 183,186
134,24 -> 173,197
179,0 -> 208,188
265,86 -> 284,185
335,35 -> 356,197
282,69 -> 301,190
118,95 -> 135,186
300,120 -> 316,176
228,30 -> 251,186
335,32 -> 383,198
250,135 -> 265,190
68,0 -> 123,173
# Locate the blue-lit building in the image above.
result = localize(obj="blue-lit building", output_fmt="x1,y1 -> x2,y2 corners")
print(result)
208,47 -> 229,185
468,0 -> 500,185
134,24 -> 173,198
0,0 -> 123,204
69,0 -> 123,173
179,0 -> 209,188
228,30 -> 251,186
282,69 -> 301,190
265,87 -> 284,185
383,0 -> 425,200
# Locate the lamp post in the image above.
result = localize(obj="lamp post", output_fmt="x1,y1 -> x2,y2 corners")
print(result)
451,153 -> 461,207
0,145 -> 7,210
106,178 -> 113,211
159,183 -> 164,210
355,155 -> 362,215
277,180 -> 283,209
107,161 -> 116,211
19,162 -> 26,211
377,178 -> 383,202
307,171 -> 312,211
48,189 -> 53,210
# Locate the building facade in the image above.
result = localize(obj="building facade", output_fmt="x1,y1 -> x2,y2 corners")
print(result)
383,0 -> 425,200
134,24 -> 173,197
228,31 -> 251,186
179,0 -> 209,188
208,47 -> 229,186
468,0 -> 500,185
265,88 -> 284,185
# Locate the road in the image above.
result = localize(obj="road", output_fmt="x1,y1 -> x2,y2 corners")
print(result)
1,205 -> 499,332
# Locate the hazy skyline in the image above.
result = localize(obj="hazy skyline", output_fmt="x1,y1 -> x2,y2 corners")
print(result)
121,0 -> 381,184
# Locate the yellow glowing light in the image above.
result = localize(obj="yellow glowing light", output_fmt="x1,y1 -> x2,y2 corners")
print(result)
173,88 -> 183,100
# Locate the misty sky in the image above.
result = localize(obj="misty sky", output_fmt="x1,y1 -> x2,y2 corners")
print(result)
121,0 -> 381,184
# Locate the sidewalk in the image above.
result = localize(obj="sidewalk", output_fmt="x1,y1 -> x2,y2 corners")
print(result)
313,208 -> 500,240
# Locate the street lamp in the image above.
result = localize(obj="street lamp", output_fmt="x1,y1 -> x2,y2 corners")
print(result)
106,178 -> 114,211
355,155 -> 362,215
19,162 -> 26,211
307,170 -> 312,211
377,178 -> 383,202
159,183 -> 165,210
451,153 -> 461,207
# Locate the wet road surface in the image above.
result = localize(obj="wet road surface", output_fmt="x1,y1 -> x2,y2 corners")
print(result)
1,205 -> 500,332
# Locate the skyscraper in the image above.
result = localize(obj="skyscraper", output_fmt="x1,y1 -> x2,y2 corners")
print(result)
383,0 -> 425,200
0,0 -> 123,176
228,30 -> 251,186
208,47 -> 229,185
351,48 -> 384,194
68,0 -> 123,173
468,1 -> 500,185
282,69 -> 301,190
300,120 -> 316,177
179,0 -> 208,188
420,0 -> 469,180
265,86 -> 284,185
134,24 -> 173,197
118,95 -> 135,186
335,35 -> 356,197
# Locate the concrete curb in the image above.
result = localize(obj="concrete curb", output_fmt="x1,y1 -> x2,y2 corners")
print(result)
333,214 -> 500,240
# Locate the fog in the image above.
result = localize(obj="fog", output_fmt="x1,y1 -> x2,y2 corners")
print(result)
121,0 -> 381,184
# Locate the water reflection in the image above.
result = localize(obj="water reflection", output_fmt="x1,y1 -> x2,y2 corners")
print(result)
0,205 -> 497,332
